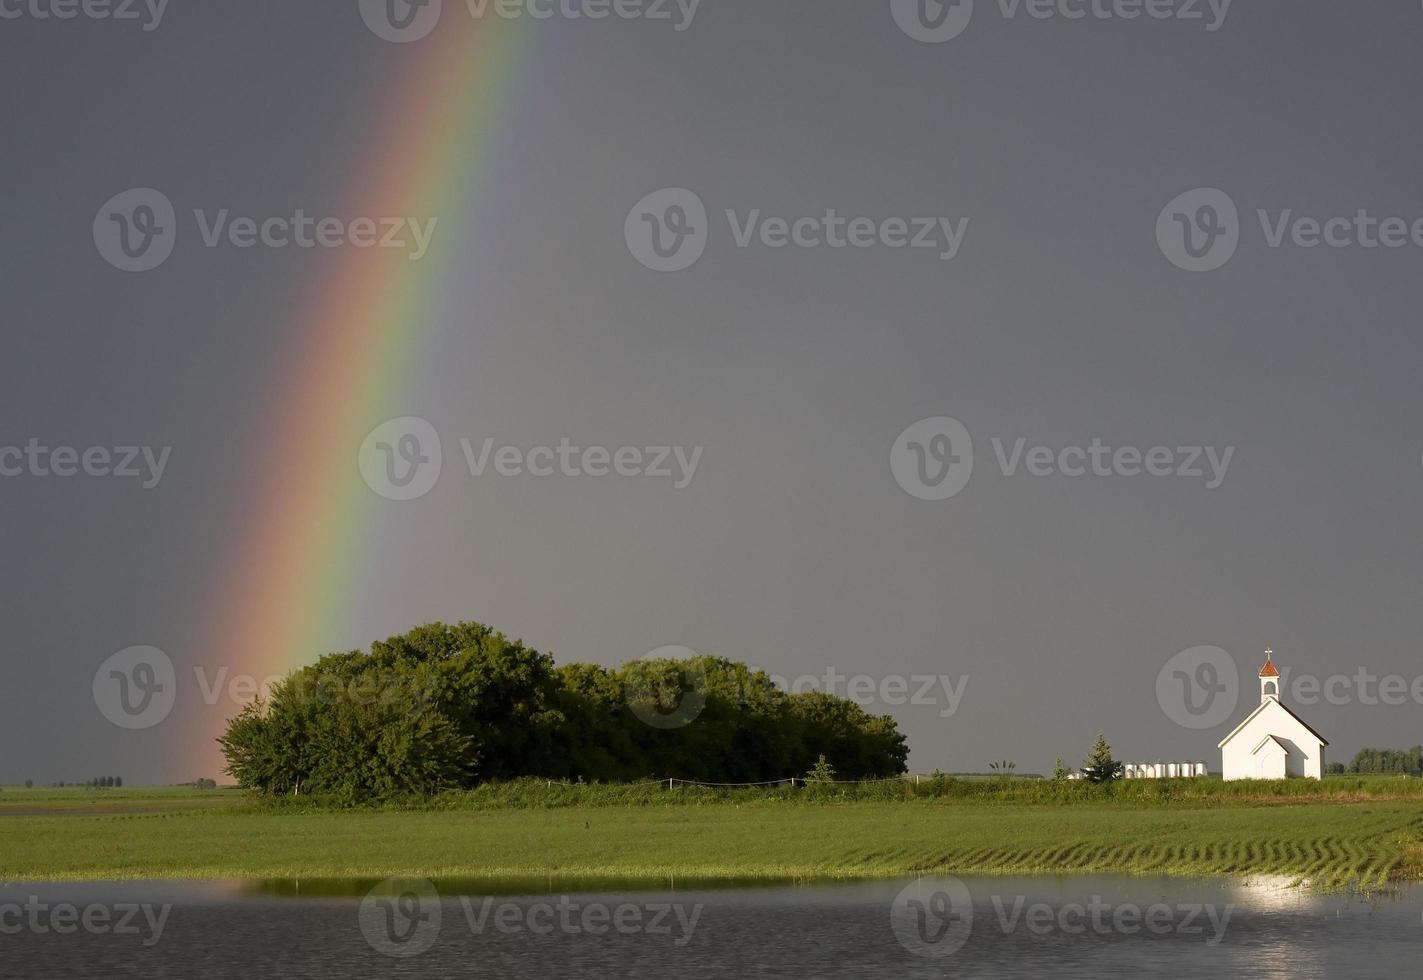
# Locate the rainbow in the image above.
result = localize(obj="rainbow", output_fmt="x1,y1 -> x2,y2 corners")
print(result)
189,15 -> 532,777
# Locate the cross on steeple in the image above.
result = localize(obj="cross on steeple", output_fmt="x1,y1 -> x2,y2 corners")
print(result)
1259,648 -> 1281,702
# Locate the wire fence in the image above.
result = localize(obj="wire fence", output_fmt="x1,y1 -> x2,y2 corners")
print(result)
660,775 -> 927,789
535,774 -> 991,790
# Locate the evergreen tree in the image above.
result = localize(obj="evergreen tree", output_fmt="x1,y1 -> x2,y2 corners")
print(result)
806,754 -> 837,783
1082,733 -> 1123,783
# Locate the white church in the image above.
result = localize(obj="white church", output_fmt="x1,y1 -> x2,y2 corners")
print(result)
1217,650 -> 1328,780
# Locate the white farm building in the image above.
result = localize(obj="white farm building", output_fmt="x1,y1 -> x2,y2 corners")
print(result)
1217,651 -> 1328,780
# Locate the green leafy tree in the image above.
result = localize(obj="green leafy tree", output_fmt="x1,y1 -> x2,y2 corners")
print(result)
806,754 -> 837,783
1082,733 -> 1123,783
784,690 -> 908,781
1052,758 -> 1071,781
1347,746 -> 1423,775
553,662 -> 644,781
219,620 -> 911,801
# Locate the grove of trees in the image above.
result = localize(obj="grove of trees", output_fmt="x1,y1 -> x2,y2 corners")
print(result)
219,621 -> 909,801
1332,746 -> 1423,775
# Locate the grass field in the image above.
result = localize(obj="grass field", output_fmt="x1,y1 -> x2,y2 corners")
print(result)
3,783 -> 1421,888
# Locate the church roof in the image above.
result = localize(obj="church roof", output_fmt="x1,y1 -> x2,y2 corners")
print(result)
1251,734 -> 1292,756
1217,697 -> 1329,749
1258,650 -> 1279,678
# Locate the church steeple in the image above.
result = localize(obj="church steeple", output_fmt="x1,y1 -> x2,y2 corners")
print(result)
1259,648 -> 1281,703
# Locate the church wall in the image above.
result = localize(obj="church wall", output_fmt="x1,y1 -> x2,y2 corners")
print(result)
1221,701 -> 1324,780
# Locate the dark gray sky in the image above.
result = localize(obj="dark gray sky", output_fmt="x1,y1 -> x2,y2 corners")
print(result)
4,1 -> 1423,785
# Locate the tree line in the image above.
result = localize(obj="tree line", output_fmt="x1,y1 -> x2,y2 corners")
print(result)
219,621 -> 909,801
1326,746 -> 1423,776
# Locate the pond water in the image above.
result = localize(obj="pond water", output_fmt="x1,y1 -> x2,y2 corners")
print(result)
2,875 -> 1418,978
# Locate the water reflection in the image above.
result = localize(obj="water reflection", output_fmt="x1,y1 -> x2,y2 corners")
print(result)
0,875 -> 1416,979
237,874 -> 802,899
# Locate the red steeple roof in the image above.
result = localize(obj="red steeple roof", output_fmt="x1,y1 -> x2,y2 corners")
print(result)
1258,649 -> 1279,678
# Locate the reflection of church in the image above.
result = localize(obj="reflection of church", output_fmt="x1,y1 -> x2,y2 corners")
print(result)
1218,651 -> 1328,780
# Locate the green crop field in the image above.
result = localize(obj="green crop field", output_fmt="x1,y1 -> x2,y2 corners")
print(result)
3,781 -> 1421,889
